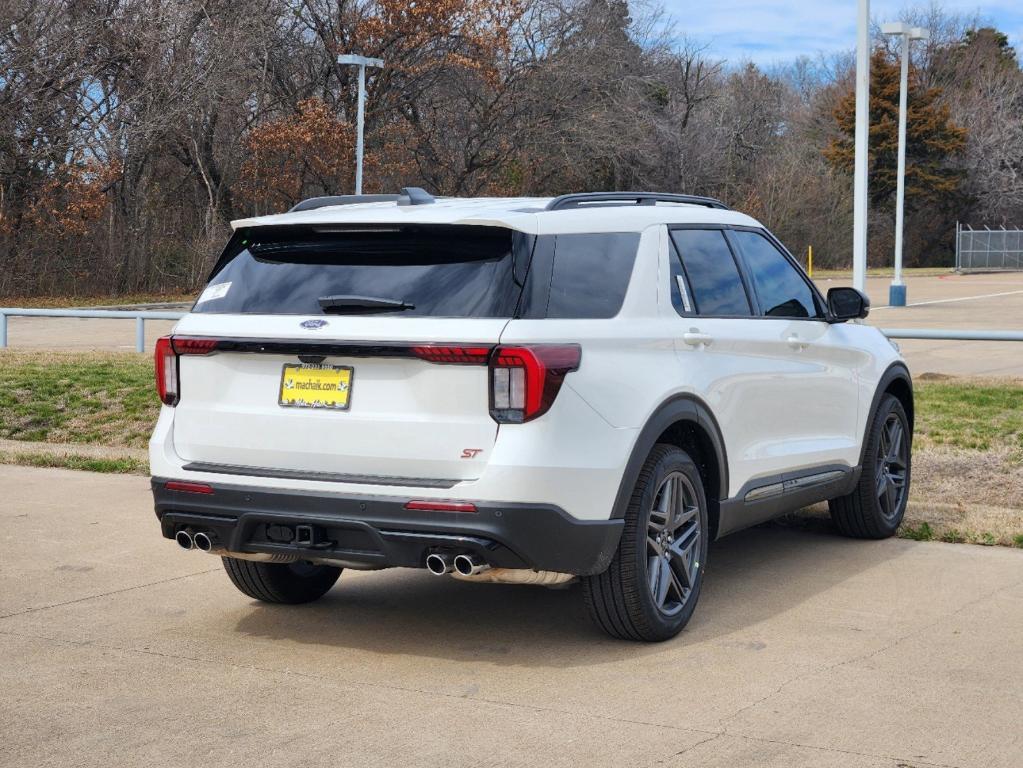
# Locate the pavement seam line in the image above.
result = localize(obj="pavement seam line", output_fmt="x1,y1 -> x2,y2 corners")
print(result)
730,733 -> 963,768
645,732 -> 725,767
0,568 -> 221,620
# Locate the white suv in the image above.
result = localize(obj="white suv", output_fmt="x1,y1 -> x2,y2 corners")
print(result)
151,189 -> 913,641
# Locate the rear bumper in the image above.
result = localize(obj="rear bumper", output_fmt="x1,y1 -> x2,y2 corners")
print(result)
152,478 -> 623,576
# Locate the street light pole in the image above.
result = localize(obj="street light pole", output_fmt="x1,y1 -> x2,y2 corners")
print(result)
852,0 -> 871,294
881,23 -> 929,307
337,54 -> 385,195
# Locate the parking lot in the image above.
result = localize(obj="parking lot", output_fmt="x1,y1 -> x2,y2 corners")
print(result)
2,464 -> 1021,768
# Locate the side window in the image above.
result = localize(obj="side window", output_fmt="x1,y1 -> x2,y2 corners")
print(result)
670,229 -> 751,317
545,233 -> 640,319
731,230 -> 821,319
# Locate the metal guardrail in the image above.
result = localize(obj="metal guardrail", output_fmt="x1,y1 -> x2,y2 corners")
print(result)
880,328 -> 1023,342
0,308 -> 187,353
0,307 -> 1021,354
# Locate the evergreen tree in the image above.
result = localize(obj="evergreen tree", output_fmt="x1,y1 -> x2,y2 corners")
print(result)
824,49 -> 967,211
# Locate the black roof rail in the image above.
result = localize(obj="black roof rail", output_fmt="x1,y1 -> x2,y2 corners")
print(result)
397,187 -> 436,206
545,192 -> 730,211
289,194 -> 400,212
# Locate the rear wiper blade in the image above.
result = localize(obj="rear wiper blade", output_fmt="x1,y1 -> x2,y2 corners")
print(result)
318,294 -> 416,313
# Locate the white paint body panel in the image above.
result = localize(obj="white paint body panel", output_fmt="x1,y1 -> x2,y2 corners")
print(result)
152,199 -> 905,523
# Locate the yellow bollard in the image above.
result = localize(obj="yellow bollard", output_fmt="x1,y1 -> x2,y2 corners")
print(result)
807,245 -> 813,277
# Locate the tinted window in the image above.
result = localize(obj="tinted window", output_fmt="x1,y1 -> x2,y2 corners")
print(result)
545,233 -> 640,319
670,229 -> 751,316
732,230 -> 820,318
194,225 -> 526,317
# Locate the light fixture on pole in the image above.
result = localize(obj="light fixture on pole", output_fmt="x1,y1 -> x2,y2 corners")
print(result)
880,22 -> 929,307
852,0 -> 871,294
337,54 -> 385,195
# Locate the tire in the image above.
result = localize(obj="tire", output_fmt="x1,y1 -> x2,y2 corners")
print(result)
222,557 -> 342,604
583,444 -> 709,642
829,394 -> 912,539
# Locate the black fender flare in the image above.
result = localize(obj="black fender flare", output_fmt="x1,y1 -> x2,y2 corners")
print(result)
611,393 -> 729,520
858,362 -> 914,468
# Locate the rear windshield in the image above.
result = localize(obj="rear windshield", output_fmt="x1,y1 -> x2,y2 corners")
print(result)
195,225 -> 530,317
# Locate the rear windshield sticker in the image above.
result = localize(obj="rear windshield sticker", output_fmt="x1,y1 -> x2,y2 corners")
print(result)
196,282 -> 232,304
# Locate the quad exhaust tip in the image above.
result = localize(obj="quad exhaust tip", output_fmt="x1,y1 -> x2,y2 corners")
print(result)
175,530 -> 194,550
193,532 -> 214,552
425,553 -> 454,576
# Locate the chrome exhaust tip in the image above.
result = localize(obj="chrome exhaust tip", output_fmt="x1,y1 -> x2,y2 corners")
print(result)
193,532 -> 214,553
425,553 -> 454,576
175,530 -> 194,551
453,554 -> 489,577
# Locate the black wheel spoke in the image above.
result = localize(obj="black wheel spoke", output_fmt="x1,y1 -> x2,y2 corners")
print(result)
875,412 -> 909,521
647,470 -> 703,617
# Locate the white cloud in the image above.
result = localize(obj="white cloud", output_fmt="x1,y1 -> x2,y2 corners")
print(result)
658,0 -> 1023,64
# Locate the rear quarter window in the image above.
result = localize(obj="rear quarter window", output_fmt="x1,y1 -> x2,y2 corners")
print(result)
543,233 -> 640,319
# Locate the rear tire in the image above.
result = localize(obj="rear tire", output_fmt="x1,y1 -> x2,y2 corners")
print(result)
222,557 -> 342,604
583,444 -> 709,642
829,394 -> 911,539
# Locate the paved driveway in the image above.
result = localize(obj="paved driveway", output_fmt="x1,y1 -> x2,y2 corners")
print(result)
1,465 -> 1021,767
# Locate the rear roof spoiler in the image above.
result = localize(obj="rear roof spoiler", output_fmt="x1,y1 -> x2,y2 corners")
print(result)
288,187 -> 436,213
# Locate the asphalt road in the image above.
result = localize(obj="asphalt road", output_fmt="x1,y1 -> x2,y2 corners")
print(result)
2,465 -> 1022,767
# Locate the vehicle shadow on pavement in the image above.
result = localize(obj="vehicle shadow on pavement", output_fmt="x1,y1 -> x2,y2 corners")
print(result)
231,520 -> 890,665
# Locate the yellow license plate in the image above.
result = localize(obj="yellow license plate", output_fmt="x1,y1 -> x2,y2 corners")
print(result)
278,364 -> 353,410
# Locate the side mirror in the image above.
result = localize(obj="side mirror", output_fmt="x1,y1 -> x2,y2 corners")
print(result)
827,287 -> 870,321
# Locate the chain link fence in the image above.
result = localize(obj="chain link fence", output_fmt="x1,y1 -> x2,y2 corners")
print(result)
955,223 -> 1023,272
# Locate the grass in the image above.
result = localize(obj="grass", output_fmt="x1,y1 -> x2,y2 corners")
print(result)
809,266 -> 953,279
2,292 -> 193,308
914,379 -> 1023,456
0,351 -> 158,448
901,521 -> 935,541
0,450 -> 147,474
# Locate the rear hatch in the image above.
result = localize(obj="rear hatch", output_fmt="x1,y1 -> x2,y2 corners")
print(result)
169,224 -> 533,485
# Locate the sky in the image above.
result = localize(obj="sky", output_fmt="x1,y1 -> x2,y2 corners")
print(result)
659,0 -> 1023,65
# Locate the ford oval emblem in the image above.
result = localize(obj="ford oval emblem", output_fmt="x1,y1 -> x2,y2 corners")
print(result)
300,319 -> 329,330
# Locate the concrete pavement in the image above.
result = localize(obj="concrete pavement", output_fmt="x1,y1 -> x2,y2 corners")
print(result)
2,464 -> 1022,767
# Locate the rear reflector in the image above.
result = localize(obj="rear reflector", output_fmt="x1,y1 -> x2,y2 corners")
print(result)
164,481 -> 214,494
404,500 -> 478,513
411,345 -> 492,365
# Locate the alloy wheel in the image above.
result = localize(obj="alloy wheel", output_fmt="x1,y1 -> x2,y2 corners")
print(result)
875,413 -> 908,520
646,471 -> 702,617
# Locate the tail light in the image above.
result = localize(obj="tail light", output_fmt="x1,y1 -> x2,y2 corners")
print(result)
411,345 -> 491,364
155,336 -> 218,406
489,345 -> 581,423
155,336 -> 178,406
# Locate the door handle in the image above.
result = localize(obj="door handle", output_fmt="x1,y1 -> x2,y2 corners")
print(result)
787,334 -> 809,350
682,330 -> 713,347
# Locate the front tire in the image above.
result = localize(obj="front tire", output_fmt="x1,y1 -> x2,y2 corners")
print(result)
829,394 -> 911,539
222,557 -> 342,604
583,444 -> 709,641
